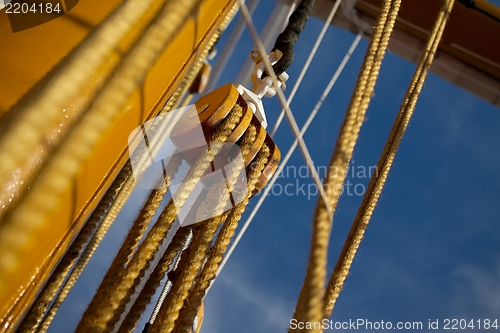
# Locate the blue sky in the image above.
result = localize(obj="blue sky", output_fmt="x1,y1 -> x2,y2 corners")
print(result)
48,1 -> 500,332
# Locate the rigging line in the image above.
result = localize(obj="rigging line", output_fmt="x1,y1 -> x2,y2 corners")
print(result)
146,229 -> 193,326
282,0 -> 300,31
149,144 -> 271,333
237,0 -> 333,218
23,22 -> 216,333
267,0 -> 316,77
210,33 -> 362,293
270,0 -> 343,137
322,0 -> 455,318
234,2 -> 290,87
17,166 -> 130,333
173,128 -> 264,333
206,0 -> 261,92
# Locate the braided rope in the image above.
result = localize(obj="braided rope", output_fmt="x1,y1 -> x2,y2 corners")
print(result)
151,144 -> 271,333
16,164 -> 130,333
75,104 -> 242,333
322,0 -> 455,317
290,1 -> 401,331
115,228 -> 191,333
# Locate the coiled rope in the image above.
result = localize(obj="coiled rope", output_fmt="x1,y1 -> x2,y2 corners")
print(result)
289,0 -> 401,331
322,0 -> 455,318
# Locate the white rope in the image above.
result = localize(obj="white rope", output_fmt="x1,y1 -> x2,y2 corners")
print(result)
237,0 -> 333,218
270,0 -> 343,136
209,33 -> 363,292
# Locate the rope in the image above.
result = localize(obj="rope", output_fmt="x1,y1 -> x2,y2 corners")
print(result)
75,104 -> 243,333
266,0 -> 316,77
152,144 -> 270,333
0,0 -> 204,299
116,227 -> 191,333
290,0 -> 401,331
149,213 -> 228,333
0,0 -> 166,220
142,228 -> 194,331
16,164 -> 130,333
174,133 -> 269,333
322,0 -> 455,318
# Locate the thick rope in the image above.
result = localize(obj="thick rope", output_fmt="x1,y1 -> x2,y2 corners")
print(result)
289,1 -> 401,331
16,164 -> 130,333
75,104 -> 242,333
151,144 -> 271,333
266,0 -> 316,77
322,0 -> 455,318
174,134 -> 271,333
116,227 -> 191,333
0,0 -> 204,295
0,0 -> 166,203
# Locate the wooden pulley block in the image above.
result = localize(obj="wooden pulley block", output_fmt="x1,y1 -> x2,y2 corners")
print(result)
170,83 -> 280,197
